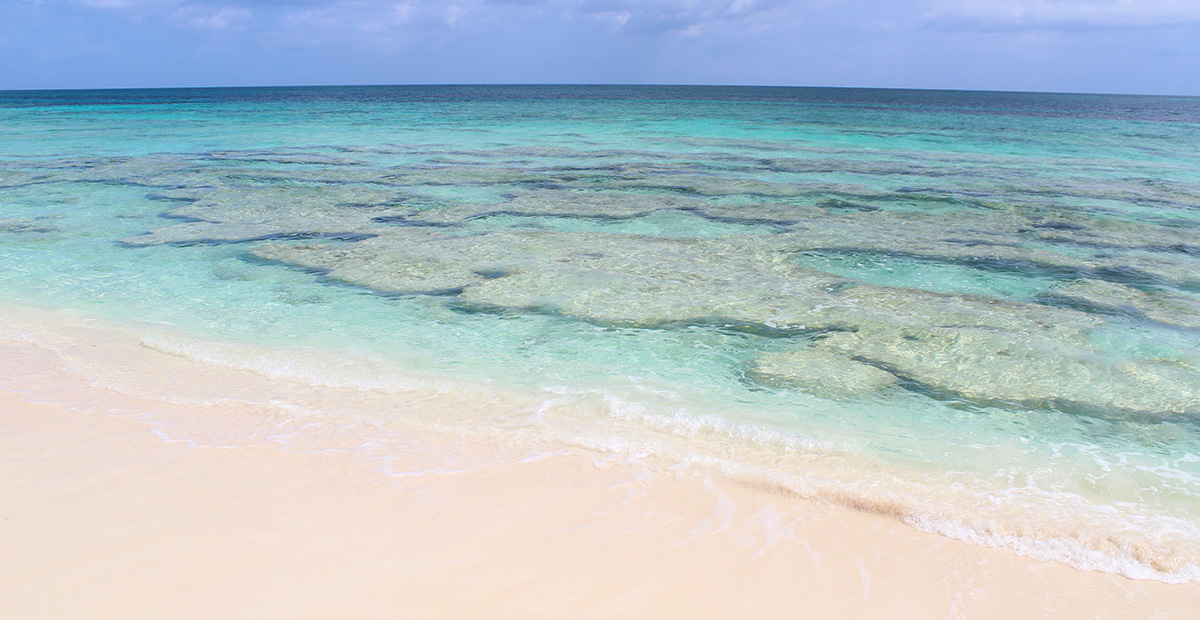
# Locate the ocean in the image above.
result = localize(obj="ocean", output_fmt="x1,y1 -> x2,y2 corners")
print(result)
2,84 -> 1198,583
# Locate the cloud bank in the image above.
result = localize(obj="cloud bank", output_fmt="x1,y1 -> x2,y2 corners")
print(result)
0,0 -> 1196,94
924,0 -> 1200,29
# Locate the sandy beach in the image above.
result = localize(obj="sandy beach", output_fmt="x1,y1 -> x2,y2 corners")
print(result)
2,309 -> 1198,619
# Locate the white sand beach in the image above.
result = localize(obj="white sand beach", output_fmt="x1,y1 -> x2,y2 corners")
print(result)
2,308 -> 1198,619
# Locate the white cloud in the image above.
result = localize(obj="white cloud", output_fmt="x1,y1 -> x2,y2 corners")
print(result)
76,0 -> 254,30
580,0 -> 788,34
390,1 -> 417,23
77,0 -> 179,10
67,0 -> 794,41
279,0 -> 488,34
176,5 -> 251,30
924,0 -> 1200,29
80,0 -> 133,8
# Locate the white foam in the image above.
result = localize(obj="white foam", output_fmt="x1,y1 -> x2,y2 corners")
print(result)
907,513 -> 1200,585
6,305 -> 1200,585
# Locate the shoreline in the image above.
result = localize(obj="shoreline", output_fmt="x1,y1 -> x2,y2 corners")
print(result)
2,309 -> 1200,617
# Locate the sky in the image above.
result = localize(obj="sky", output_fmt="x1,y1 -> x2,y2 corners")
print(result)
1,0 -> 1198,95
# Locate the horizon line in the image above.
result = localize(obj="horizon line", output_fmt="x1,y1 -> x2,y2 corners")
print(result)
2,82 -> 1197,100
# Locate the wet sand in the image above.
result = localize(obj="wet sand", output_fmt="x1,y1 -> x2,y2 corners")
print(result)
2,321 -> 1199,619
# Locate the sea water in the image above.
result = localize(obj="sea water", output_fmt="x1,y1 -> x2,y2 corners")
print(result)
2,85 -> 1199,582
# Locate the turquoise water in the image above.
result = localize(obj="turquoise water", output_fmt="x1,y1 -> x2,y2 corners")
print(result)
3,85 -> 1200,581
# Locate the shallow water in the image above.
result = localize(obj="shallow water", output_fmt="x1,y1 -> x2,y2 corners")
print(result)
2,85 -> 1200,582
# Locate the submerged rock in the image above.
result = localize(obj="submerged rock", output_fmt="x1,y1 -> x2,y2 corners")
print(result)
1040,280 -> 1200,329
100,143 -> 1200,417
123,185 -> 409,246
748,348 -> 899,398
815,328 -> 1200,416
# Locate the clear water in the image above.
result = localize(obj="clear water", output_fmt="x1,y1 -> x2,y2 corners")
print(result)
3,85 -> 1200,582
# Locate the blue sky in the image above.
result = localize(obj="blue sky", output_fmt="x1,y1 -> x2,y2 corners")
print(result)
2,0 -> 1198,94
